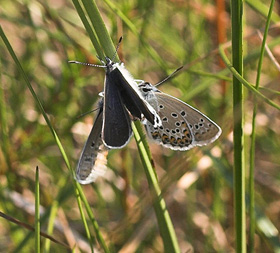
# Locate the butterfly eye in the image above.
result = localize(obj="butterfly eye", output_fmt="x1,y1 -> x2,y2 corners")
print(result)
142,88 -> 151,92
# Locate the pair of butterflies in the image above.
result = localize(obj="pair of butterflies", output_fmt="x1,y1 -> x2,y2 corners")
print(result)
71,54 -> 221,184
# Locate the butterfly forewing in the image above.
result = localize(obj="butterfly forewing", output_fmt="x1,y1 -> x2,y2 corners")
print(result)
76,99 -> 108,184
102,72 -> 133,149
111,66 -> 161,127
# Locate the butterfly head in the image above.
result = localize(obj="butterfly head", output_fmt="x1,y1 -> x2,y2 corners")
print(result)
138,81 -> 158,93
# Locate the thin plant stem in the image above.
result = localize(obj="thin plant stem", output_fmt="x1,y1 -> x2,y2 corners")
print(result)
132,121 -> 180,253
249,0 -> 275,251
35,166 -> 40,252
230,0 -> 246,251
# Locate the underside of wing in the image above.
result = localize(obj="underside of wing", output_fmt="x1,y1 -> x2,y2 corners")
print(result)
76,101 -> 108,184
145,92 -> 221,150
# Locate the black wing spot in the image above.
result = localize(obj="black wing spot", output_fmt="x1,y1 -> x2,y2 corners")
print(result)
156,116 -> 160,124
171,113 -> 178,118
180,110 -> 186,116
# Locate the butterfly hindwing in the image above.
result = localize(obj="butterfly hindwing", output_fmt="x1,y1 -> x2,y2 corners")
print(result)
76,99 -> 108,184
140,82 -> 221,151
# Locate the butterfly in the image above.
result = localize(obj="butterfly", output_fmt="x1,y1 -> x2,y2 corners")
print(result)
137,80 -> 222,151
101,57 -> 161,148
69,51 -> 161,149
75,99 -> 108,184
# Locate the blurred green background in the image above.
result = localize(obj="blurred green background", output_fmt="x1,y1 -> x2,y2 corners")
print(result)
1,0 -> 280,252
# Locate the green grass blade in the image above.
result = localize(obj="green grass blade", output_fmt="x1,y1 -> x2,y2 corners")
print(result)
43,177 -> 78,252
72,0 -> 105,59
132,122 -> 180,253
0,60 -> 11,171
44,200 -> 58,253
35,166 -> 40,252
75,182 -> 110,253
230,0 -> 246,251
80,0 -> 116,60
249,1 -> 276,251
74,186 -> 95,253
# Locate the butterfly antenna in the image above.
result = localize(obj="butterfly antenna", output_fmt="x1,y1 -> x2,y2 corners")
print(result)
111,36 -> 123,62
68,60 -> 106,68
76,106 -> 102,119
154,66 -> 183,87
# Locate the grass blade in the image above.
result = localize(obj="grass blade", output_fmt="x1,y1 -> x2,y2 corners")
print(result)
44,200 -> 58,253
230,0 -> 246,251
35,166 -> 40,252
249,0 -> 276,251
132,122 -> 180,253
72,0 -> 105,59
80,0 -> 117,60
